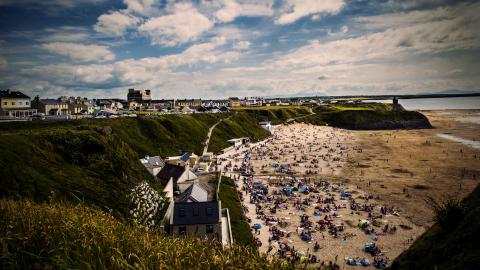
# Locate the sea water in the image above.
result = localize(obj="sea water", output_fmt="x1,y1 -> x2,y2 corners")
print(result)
366,96 -> 480,110
437,133 -> 480,150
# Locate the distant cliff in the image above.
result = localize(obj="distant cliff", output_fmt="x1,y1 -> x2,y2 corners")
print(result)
302,103 -> 432,130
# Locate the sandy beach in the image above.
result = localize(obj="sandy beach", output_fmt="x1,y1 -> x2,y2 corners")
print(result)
217,110 -> 480,268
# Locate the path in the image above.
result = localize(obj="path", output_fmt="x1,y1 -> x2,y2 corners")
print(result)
285,107 -> 315,123
194,114 -> 233,170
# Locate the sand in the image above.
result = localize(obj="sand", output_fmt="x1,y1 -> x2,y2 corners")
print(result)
217,110 -> 480,268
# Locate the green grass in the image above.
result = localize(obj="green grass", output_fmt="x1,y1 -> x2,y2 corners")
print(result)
0,114 -> 224,217
391,185 -> 480,270
208,112 -> 271,153
0,199 -> 297,270
234,106 -> 311,125
302,103 -> 432,129
218,176 -> 255,248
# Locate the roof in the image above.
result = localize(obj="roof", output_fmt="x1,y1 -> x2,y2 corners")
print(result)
39,99 -> 66,105
157,163 -> 185,184
171,201 -> 220,225
177,183 -> 209,202
0,90 -> 30,99
140,156 -> 165,169
180,152 -> 191,162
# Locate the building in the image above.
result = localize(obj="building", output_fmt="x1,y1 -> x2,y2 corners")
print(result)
157,163 -> 198,187
176,99 -> 202,109
228,97 -> 241,107
32,97 -> 69,115
127,88 -> 151,102
227,137 -> 250,147
166,152 -> 198,168
140,155 -> 165,177
0,89 -> 37,118
259,121 -> 273,133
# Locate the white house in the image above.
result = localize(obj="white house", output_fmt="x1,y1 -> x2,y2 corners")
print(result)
259,121 -> 273,133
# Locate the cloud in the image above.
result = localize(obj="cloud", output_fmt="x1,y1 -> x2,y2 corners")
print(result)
0,0 -> 106,8
123,0 -> 158,16
214,0 -> 274,23
0,57 -> 7,70
40,43 -> 115,62
94,11 -> 141,36
40,26 -> 89,42
273,4 -> 480,70
233,41 -> 251,50
275,0 -> 345,25
138,3 -> 214,46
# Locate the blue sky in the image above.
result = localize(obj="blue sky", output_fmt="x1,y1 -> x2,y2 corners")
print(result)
0,0 -> 479,99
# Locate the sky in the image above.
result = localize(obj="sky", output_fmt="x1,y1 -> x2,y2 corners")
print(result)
0,0 -> 479,99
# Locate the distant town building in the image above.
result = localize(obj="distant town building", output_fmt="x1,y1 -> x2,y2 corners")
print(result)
0,89 -> 37,118
176,99 -> 202,109
32,97 -> 69,115
228,97 -> 241,107
127,88 -> 151,102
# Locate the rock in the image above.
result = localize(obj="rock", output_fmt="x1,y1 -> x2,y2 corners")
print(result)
100,126 -> 113,135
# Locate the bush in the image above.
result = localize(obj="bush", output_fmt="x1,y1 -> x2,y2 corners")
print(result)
0,200 -> 297,270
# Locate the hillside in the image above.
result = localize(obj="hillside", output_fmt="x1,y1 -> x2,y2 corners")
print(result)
391,185 -> 480,270
0,114 -> 222,217
0,199 -> 296,270
303,103 -> 432,129
232,106 -> 312,124
208,112 -> 272,153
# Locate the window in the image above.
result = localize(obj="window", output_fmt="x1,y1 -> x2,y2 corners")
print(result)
179,208 -> 186,217
3,102 -> 6,106
11,102 -> 15,105
206,207 -> 213,216
206,225 -> 214,234
193,208 -> 199,216
26,102 -> 29,105
18,101 -> 22,105
179,226 -> 186,235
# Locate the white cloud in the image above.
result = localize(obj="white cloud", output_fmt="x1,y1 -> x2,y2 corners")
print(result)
123,0 -> 158,15
94,11 -> 141,36
275,0 -> 345,25
214,0 -> 273,23
40,43 -> 115,62
139,3 -> 214,46
273,5 -> 480,70
233,41 -> 251,50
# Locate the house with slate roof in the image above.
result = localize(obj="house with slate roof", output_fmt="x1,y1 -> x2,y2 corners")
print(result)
140,155 -> 165,177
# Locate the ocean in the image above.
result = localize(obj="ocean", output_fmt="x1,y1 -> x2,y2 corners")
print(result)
364,96 -> 480,110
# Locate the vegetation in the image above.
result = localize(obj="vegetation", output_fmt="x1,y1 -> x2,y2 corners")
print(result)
0,114 -> 223,217
233,106 -> 312,124
208,112 -> 271,153
302,103 -> 432,129
0,199 -> 297,270
391,185 -> 480,270
218,176 -> 254,247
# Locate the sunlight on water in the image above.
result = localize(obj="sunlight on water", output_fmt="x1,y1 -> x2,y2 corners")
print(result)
437,133 -> 480,150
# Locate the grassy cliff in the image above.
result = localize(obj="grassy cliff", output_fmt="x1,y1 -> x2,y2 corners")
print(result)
218,176 -> 254,247
208,112 -> 272,153
391,185 -> 480,270
0,114 -> 223,217
232,106 -> 311,124
0,199 -> 296,270
303,103 -> 432,129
